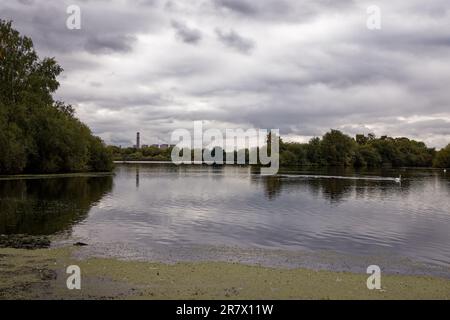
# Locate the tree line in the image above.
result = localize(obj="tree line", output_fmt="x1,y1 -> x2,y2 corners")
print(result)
110,130 -> 450,169
108,145 -> 173,162
279,130 -> 449,168
0,20 -> 113,175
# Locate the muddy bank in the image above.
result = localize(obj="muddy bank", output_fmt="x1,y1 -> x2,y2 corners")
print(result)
68,242 -> 450,279
0,235 -> 50,249
1,247 -> 449,300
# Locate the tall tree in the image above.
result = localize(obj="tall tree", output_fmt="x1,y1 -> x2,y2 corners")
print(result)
433,144 -> 450,168
0,20 -> 113,174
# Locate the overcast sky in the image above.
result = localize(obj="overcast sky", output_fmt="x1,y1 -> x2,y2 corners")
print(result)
1,0 -> 450,147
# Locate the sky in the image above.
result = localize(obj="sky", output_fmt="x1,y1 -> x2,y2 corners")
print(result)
1,0 -> 450,148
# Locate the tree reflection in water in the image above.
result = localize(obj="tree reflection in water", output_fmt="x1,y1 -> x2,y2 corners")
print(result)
257,171 -> 412,203
0,176 -> 113,235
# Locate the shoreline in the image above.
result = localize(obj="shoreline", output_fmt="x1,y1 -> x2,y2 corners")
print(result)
60,240 -> 450,279
1,246 -> 449,300
0,172 -> 114,181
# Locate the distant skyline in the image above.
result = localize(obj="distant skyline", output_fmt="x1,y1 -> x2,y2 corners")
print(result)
2,0 -> 450,148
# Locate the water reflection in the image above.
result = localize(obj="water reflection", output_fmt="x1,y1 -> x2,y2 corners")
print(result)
257,174 -> 364,203
0,176 -> 113,235
1,164 -> 449,269
260,176 -> 283,200
255,168 -> 415,203
136,166 -> 140,188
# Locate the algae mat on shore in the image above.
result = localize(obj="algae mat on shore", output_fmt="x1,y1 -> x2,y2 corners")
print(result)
0,247 -> 449,300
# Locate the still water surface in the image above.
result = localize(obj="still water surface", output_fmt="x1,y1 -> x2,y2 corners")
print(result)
1,164 -> 449,273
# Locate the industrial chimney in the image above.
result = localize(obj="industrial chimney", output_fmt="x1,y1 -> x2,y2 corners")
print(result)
136,132 -> 140,149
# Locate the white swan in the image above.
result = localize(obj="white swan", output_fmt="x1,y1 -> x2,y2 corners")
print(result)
444,169 -> 447,173
394,175 -> 401,183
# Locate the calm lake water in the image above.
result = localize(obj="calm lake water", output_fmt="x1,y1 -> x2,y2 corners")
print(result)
1,164 -> 449,275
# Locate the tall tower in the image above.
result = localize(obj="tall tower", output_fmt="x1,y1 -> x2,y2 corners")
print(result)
136,132 -> 140,149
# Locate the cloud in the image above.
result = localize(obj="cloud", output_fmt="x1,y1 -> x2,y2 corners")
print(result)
1,0 -> 450,148
171,20 -> 202,44
212,0 -> 356,22
0,0 -> 162,55
84,34 -> 136,54
215,28 -> 255,53
213,0 -> 258,16
17,0 -> 35,5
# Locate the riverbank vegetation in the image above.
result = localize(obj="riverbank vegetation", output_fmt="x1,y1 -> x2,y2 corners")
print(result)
109,130 -> 449,168
0,20 -> 113,175
433,143 -> 450,168
279,130 -> 441,168
109,144 -> 173,162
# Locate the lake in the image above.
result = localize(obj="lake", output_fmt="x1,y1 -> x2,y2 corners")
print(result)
1,163 -> 449,276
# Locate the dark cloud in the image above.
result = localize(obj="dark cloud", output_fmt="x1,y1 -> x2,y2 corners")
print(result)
171,20 -> 202,44
85,34 -> 136,53
0,0 -> 162,55
90,81 -> 103,88
215,28 -> 255,53
212,0 -> 356,22
1,0 -> 450,147
17,0 -> 35,5
213,0 -> 258,15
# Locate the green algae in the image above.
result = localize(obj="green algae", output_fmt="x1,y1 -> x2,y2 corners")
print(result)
0,247 -> 449,300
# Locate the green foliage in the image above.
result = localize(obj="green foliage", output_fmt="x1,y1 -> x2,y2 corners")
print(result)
0,20 -> 113,174
368,136 -> 433,167
320,129 -> 356,166
0,107 -> 27,173
278,130 -> 439,168
87,136 -> 114,172
354,144 -> 382,167
433,144 -> 450,168
109,130 -> 444,169
306,137 -> 322,165
279,142 -> 309,166
110,145 -> 174,162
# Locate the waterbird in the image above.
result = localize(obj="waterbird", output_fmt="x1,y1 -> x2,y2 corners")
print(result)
394,175 -> 402,183
444,169 -> 447,173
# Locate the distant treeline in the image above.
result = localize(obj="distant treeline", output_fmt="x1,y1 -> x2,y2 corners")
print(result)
110,130 -> 450,168
109,145 -> 173,162
0,20 -> 113,175
279,130 -> 449,168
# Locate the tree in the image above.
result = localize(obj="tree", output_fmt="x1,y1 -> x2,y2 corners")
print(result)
356,134 -> 368,145
307,137 -> 322,165
0,105 -> 27,173
369,138 -> 400,167
320,130 -> 356,166
275,130 -> 444,168
0,20 -> 113,174
87,136 -> 114,172
433,144 -> 450,168
284,143 -> 308,165
354,144 -> 382,167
